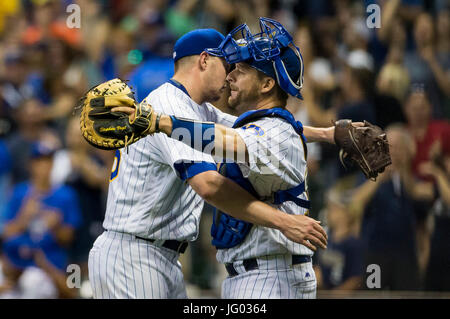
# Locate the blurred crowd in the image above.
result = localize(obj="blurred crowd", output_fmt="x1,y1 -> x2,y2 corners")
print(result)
0,0 -> 448,298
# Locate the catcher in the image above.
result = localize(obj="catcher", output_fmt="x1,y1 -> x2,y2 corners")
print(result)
78,18 -> 391,299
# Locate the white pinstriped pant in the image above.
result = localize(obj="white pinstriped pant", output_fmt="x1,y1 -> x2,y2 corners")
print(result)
221,255 -> 317,299
88,231 -> 187,299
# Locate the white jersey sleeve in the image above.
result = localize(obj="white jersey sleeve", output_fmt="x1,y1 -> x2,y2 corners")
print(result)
203,102 -> 237,127
235,117 -> 307,197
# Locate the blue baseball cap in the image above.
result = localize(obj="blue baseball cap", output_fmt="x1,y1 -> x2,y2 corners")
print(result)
173,29 -> 225,62
30,142 -> 56,159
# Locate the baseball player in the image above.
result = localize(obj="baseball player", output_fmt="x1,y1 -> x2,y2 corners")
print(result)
88,29 -> 328,299
122,18 -> 333,298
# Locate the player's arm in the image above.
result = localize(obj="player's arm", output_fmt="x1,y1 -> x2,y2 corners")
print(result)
157,114 -> 249,163
188,170 -> 327,251
302,123 -> 364,144
111,105 -> 337,157
157,115 -> 362,149
111,105 -> 359,147
302,125 -> 335,144
155,115 -> 349,159
33,250 -> 78,298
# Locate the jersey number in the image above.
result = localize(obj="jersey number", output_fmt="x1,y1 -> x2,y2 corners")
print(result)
110,149 -> 121,181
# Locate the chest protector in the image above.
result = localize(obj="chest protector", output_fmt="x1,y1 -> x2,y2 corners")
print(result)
211,108 -> 310,249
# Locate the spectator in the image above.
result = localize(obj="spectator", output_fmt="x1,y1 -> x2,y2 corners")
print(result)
127,55 -> 174,102
0,140 -> 11,210
5,98 -> 60,185
0,141 -> 81,298
21,1 -> 80,48
51,116 -> 111,277
0,50 -> 48,125
399,89 -> 450,279
404,89 -> 450,181
373,62 -> 408,129
304,51 -> 376,127
314,189 -> 364,292
0,258 -> 58,299
336,51 -> 376,123
0,0 -> 448,297
404,12 -> 450,118
435,9 -> 450,118
350,125 -> 421,290
419,149 -> 450,291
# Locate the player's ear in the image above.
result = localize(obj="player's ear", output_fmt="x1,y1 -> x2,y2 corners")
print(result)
260,76 -> 276,94
198,52 -> 209,71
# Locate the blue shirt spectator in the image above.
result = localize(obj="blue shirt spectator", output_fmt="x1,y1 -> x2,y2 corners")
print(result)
361,175 -> 417,254
1,182 -> 82,271
128,57 -> 174,102
360,173 -> 421,290
0,140 -> 12,233
316,235 -> 364,289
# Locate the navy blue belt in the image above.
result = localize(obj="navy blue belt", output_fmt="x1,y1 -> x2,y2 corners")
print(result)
225,255 -> 311,277
135,236 -> 188,254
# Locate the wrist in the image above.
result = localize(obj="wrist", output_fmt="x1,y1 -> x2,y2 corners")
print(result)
167,116 -> 216,152
158,114 -> 173,135
275,211 -> 293,231
326,126 -> 335,144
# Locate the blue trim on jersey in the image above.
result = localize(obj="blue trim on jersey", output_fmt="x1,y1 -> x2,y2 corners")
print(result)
167,79 -> 191,98
273,181 -> 310,209
233,107 -> 308,158
110,149 -> 121,182
234,107 -> 306,137
170,116 -> 215,152
174,161 -> 217,181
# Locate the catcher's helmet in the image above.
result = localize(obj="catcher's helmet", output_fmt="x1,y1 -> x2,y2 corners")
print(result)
207,17 -> 304,99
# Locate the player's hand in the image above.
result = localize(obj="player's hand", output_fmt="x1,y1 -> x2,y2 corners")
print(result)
42,209 -> 63,231
281,214 -> 327,251
327,122 -> 364,144
112,101 -> 159,135
18,196 -> 41,224
111,106 -> 136,122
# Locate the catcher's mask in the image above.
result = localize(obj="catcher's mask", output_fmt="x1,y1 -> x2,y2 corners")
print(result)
206,17 -> 304,99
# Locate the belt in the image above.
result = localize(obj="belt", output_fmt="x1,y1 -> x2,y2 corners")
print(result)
135,236 -> 189,254
225,255 -> 311,277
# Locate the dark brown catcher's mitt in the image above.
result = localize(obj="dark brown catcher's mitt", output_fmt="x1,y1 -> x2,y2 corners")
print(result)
334,120 -> 392,180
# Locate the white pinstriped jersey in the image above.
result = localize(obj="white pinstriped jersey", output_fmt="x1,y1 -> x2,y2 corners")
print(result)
102,82 -> 235,241
216,116 -> 312,264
